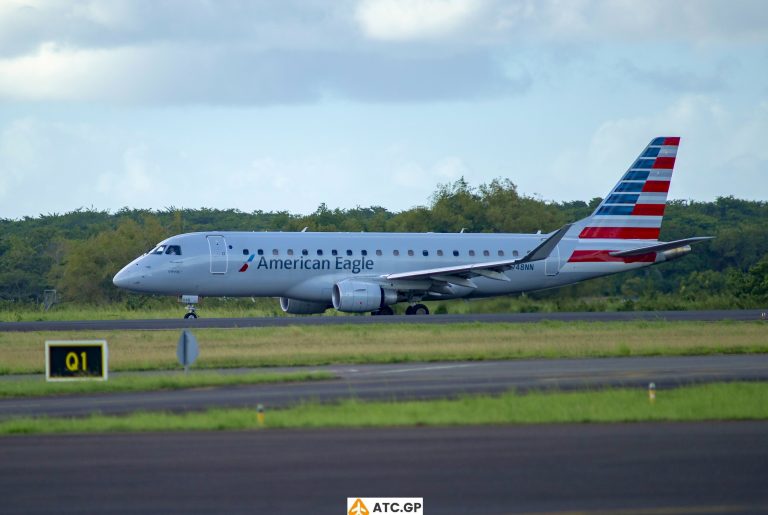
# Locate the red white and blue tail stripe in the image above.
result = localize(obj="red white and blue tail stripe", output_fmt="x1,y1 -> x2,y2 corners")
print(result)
578,137 -> 679,240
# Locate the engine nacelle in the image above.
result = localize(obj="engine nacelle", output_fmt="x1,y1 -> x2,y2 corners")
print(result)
660,245 -> 691,262
332,280 -> 396,313
279,297 -> 329,315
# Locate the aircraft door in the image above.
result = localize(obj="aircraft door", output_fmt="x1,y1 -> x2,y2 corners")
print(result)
207,235 -> 228,274
545,245 -> 560,276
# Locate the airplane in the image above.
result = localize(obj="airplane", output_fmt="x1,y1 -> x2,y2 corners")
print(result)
113,137 -> 712,318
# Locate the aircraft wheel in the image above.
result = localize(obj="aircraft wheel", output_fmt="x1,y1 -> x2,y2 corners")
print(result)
405,305 -> 415,315
412,304 -> 429,315
184,312 -> 198,319
379,305 -> 395,315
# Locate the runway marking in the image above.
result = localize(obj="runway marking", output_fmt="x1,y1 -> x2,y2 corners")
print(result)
507,504 -> 753,515
348,363 -> 484,376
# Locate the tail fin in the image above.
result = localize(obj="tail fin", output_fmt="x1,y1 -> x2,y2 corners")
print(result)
577,137 -> 679,240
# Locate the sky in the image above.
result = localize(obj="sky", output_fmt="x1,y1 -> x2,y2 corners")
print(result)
0,0 -> 766,220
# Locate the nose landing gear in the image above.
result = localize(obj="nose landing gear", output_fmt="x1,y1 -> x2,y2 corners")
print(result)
179,295 -> 200,319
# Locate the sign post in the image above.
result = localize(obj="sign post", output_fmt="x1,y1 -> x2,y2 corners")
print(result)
46,340 -> 108,381
176,330 -> 199,373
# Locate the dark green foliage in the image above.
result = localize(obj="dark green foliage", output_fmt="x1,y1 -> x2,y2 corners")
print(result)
0,179 -> 766,309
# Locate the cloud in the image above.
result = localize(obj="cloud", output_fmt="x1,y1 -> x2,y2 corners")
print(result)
0,1 -> 764,105
0,42 -> 528,104
0,118 -> 110,214
585,95 -> 768,201
490,0 -> 768,44
617,60 -> 728,94
355,0 -> 485,41
0,1 -> 356,58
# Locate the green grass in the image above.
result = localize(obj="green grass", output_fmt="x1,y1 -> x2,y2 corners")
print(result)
2,293 -> 764,322
1,382 -> 766,435
0,371 -> 333,398
1,320 -> 766,374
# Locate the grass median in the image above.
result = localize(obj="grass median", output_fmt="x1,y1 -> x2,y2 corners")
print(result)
0,371 -> 333,398
1,320 -> 767,374
1,382 -> 766,435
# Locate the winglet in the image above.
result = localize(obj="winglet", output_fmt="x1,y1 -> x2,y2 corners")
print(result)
520,224 -> 572,263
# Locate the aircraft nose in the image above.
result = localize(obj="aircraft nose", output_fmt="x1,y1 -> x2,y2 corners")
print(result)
113,263 -> 145,290
112,267 -> 133,289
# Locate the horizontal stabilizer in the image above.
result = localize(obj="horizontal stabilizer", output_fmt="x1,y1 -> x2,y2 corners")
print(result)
609,237 -> 713,257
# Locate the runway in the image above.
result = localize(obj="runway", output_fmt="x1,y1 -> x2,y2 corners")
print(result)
0,308 -> 766,332
2,355 -> 767,420
2,422 -> 767,514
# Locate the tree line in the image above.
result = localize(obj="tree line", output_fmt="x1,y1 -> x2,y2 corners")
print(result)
1,178 -> 766,309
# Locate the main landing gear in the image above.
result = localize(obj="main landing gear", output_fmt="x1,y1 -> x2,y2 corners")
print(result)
405,303 -> 429,315
184,306 -> 198,319
371,305 -> 395,316
370,304 -> 429,315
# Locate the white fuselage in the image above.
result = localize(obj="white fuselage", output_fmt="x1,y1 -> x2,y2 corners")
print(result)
113,230 -> 662,304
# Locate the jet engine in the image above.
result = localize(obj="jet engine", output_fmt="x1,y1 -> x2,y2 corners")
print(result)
279,297 -> 329,315
332,279 -> 397,313
660,245 -> 691,262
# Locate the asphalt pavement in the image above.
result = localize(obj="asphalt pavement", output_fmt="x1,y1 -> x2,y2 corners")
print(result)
2,422 -> 767,514
2,355 -> 767,419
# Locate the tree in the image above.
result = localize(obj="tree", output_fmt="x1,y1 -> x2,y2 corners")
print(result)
53,217 -> 169,304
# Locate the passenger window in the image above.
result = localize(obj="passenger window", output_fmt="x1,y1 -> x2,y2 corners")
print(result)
302,249 -> 308,256
513,250 -> 519,257
498,250 -> 504,257
376,250 -> 382,256
317,249 -> 323,256
332,249 -> 338,256
422,250 -> 429,256
165,245 -> 182,256
453,250 -> 459,257
408,250 -> 414,256
361,250 -> 368,256
437,250 -> 444,256
469,250 -> 476,257
346,249 -> 353,256
287,249 -> 294,256
483,250 -> 490,257
272,249 -> 279,256
242,249 -> 249,256
393,250 -> 400,256
258,249 -> 264,255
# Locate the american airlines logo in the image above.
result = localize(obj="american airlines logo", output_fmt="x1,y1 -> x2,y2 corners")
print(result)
239,256 -> 375,273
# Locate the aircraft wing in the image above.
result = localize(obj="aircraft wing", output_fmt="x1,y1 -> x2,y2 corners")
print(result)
609,237 -> 713,257
384,224 -> 572,287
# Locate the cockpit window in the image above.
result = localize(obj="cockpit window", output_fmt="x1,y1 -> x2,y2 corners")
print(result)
152,246 -> 166,254
165,245 -> 182,256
